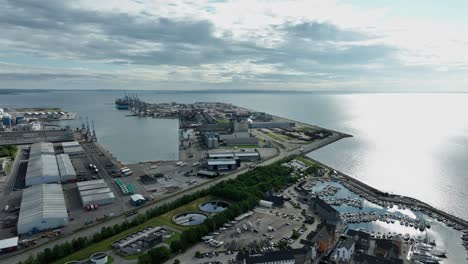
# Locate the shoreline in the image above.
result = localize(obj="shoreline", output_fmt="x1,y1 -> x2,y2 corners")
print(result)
303,156 -> 468,227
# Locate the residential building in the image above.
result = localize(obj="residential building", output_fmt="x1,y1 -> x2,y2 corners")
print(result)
347,229 -> 370,251
332,236 -> 355,262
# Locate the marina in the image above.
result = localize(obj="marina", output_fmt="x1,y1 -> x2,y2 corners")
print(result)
301,175 -> 468,263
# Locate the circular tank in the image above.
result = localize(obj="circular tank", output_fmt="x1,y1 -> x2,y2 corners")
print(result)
199,200 -> 230,213
172,212 -> 208,226
90,252 -> 108,264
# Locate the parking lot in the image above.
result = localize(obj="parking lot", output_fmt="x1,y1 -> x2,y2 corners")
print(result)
167,195 -> 319,264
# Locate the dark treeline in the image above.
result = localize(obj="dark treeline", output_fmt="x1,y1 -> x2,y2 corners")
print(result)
139,158 -> 296,264
19,156 -> 296,264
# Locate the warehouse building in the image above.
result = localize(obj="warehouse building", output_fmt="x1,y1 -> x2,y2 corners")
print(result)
56,154 -> 76,182
77,179 -> 115,207
62,141 -> 84,155
206,158 -> 240,171
207,152 -> 235,159
29,142 -> 55,157
25,154 -> 60,186
233,152 -> 260,161
219,132 -> 258,146
17,184 -> 69,234
81,192 -> 115,207
207,151 -> 260,162
130,194 -> 146,206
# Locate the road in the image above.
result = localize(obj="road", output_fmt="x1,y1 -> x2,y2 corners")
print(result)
0,134 -> 345,264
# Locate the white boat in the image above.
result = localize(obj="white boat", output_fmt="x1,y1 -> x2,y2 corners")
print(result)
430,249 -> 447,258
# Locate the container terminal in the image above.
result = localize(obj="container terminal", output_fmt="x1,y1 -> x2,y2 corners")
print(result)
0,99 -> 467,264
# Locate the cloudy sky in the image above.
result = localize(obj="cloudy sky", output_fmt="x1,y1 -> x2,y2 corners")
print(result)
1,0 -> 467,91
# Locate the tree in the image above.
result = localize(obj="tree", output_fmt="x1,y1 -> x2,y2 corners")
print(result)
147,246 -> 171,264
170,240 -> 183,253
173,259 -> 180,264
195,251 -> 203,258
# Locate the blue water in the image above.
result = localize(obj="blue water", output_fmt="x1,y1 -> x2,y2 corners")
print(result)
1,90 -> 468,222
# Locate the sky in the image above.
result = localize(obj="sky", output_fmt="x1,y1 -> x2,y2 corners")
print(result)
0,0 -> 467,91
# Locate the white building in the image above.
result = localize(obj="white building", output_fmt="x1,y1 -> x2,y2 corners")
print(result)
62,141 -> 84,155
25,154 -> 60,186
332,236 -> 355,262
17,184 -> 68,234
29,142 -> 55,157
77,179 -> 115,207
56,154 -> 76,182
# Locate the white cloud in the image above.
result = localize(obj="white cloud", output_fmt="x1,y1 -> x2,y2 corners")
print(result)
0,0 -> 467,91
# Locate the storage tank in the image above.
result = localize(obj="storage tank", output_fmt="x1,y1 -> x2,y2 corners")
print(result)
90,252 -> 108,264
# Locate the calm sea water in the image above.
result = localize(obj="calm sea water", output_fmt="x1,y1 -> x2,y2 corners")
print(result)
1,90 -> 468,221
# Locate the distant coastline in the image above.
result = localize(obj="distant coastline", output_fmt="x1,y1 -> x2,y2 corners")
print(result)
2,88 -> 468,94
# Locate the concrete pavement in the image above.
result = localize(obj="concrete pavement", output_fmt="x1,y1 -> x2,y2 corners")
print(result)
0,133 -> 346,264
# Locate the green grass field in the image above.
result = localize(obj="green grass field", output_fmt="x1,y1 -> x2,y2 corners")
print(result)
216,119 -> 230,124
295,156 -> 316,167
266,133 -> 290,142
54,196 -> 215,264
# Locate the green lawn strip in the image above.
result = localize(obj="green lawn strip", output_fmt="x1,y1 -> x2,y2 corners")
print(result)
295,156 -> 316,167
53,196 -> 215,264
216,119 -> 230,124
107,255 -> 114,263
266,133 -> 287,142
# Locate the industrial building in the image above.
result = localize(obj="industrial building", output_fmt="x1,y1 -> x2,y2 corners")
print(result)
207,151 -> 260,161
77,179 -> 115,207
29,142 -> 55,157
56,154 -> 77,182
202,132 -> 220,149
233,152 -> 260,161
130,194 -> 146,206
207,152 -> 235,159
112,226 -> 165,255
62,141 -> 84,155
206,158 -> 240,171
219,132 -> 258,146
25,154 -> 60,186
17,184 -> 69,234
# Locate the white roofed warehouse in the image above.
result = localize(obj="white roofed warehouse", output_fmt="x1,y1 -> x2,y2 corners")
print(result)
56,154 -> 76,182
77,179 -> 116,207
25,154 -> 60,186
29,142 -> 54,157
17,184 -> 69,234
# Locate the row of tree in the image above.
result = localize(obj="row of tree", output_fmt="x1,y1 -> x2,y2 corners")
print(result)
18,190 -> 209,264
0,144 -> 17,159
19,156 -> 296,264
138,157 -> 297,264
